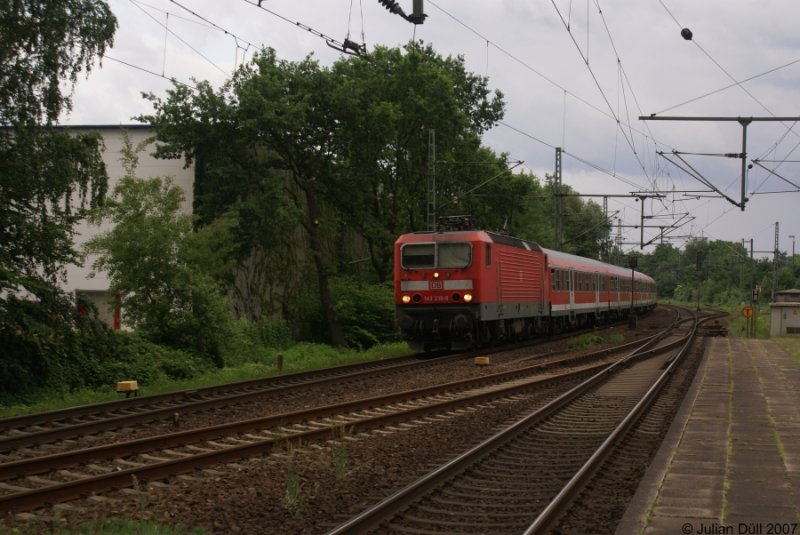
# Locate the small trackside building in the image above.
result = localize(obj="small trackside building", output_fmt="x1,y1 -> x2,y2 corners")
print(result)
770,289 -> 800,337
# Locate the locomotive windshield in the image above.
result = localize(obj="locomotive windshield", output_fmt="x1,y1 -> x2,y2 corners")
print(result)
401,242 -> 472,269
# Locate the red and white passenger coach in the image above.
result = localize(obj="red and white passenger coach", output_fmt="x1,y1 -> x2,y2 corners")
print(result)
393,216 -> 656,351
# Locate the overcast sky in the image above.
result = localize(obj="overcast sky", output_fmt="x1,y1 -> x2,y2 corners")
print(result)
64,0 -> 800,258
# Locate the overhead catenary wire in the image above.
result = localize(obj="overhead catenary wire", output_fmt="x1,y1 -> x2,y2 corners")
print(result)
241,0 -> 365,55
167,0 -> 259,69
548,0 -> 652,187
98,0 -> 263,97
103,55 -> 198,89
128,0 -> 229,76
104,0 -> 357,94
428,0 -> 670,241
429,0 -> 680,193
655,0 -> 800,204
104,1 -> 792,252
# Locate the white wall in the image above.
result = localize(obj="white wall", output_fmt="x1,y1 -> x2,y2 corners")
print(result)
65,125 -> 194,325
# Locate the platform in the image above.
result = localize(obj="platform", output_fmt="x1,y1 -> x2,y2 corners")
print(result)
617,337 -> 800,535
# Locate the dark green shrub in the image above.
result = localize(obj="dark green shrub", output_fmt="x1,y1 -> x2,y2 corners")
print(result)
257,316 -> 293,349
109,333 -> 210,385
293,276 -> 398,349
0,291 -> 126,404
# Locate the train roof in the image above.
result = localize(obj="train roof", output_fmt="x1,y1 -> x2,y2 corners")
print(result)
396,229 -> 654,282
543,247 -> 654,281
485,231 -> 543,252
396,229 -> 543,252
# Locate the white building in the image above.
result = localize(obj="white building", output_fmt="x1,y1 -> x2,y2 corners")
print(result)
66,125 -> 194,327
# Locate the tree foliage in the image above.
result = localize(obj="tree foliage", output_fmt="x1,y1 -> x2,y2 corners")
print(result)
139,43 -> 508,346
85,138 -> 233,365
0,1 -> 117,402
0,0 -> 116,126
0,0 -> 116,299
328,43 -> 506,280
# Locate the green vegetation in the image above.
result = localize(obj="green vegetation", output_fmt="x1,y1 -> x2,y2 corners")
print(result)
569,333 -> 605,349
722,304 -> 772,339
331,425 -> 352,479
1,0 -> 117,408
0,340 -> 408,418
3,515 -> 207,535
52,518 -> 208,535
284,459 -> 304,515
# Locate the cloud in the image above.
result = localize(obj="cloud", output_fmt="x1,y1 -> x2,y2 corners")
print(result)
65,0 -> 800,257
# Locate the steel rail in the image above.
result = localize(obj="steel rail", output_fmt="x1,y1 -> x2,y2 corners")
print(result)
0,325 -> 667,455
0,354 -> 424,432
323,329 -> 677,535
523,311 -> 704,534
0,318 -> 645,445
0,338 -> 659,513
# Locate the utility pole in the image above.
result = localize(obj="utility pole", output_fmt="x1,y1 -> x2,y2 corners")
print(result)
749,238 -> 756,338
554,147 -> 563,249
773,222 -> 779,300
426,129 -> 436,231
740,239 -> 745,303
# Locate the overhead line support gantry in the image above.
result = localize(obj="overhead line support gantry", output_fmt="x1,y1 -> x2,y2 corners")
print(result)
638,115 -> 800,211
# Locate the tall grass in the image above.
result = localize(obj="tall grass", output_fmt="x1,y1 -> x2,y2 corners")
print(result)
1,517 -> 208,535
0,341 -> 410,418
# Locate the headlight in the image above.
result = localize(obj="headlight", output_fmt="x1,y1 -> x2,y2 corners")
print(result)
401,295 -> 411,304
463,293 -> 473,302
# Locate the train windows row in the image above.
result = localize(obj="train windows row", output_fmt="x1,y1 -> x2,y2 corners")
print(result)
551,269 -> 602,292
551,269 -> 656,294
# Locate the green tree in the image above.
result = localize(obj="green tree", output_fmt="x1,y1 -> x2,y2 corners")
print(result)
141,49 -> 347,346
1,0 -> 116,297
137,79 -> 299,321
140,43 -> 507,346
639,243 -> 682,298
329,42 -> 506,280
0,1 -> 117,400
0,0 -> 117,126
85,138 -> 233,365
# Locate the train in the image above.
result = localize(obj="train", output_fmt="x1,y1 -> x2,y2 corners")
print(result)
393,216 -> 657,351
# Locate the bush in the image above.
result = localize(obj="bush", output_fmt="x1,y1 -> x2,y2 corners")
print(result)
109,333 -> 211,385
0,292 -> 122,404
292,276 -> 399,349
223,316 -> 293,367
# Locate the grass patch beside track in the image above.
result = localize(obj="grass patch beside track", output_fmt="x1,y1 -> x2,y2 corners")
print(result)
0,342 -> 410,418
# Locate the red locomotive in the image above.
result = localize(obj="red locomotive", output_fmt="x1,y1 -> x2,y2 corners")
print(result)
393,216 -> 656,351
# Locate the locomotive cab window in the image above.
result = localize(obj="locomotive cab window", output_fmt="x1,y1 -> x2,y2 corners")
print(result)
401,242 -> 472,269
401,244 -> 435,268
438,243 -> 472,268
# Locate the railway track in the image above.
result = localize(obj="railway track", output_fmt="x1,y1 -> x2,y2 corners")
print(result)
325,307 -> 715,534
0,318 -> 676,514
0,321 -> 631,456
0,353 -> 431,451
